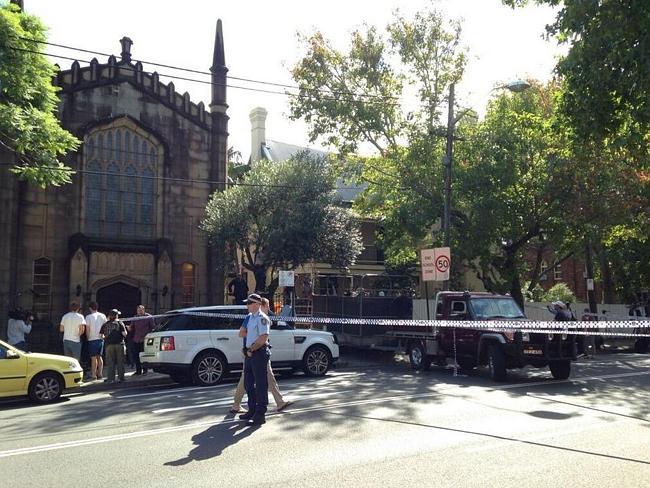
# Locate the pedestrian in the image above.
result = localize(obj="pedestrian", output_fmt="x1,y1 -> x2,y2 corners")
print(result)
85,302 -> 107,381
238,293 -> 271,425
228,273 -> 249,305
230,297 -> 292,414
100,309 -> 128,383
128,305 -> 155,375
59,302 -> 86,360
7,309 -> 31,351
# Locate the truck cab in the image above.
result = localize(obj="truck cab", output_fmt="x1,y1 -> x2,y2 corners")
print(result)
426,291 -> 577,381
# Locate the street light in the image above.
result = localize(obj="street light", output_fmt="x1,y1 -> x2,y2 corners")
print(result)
441,79 -> 531,289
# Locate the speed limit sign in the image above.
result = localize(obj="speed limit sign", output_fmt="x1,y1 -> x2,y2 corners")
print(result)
420,247 -> 451,281
434,247 -> 450,281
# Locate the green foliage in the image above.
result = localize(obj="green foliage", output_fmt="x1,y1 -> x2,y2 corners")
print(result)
201,152 -> 363,292
503,0 -> 650,154
0,4 -> 79,187
541,282 -> 577,305
290,6 -> 466,270
456,81 -> 574,304
522,281 -> 545,302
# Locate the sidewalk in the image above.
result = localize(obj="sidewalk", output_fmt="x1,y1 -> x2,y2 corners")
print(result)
78,367 -> 173,394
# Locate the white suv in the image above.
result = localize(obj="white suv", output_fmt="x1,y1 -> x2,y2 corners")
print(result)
140,305 -> 339,386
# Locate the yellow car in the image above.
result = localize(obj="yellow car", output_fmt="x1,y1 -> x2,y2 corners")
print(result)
0,339 -> 84,404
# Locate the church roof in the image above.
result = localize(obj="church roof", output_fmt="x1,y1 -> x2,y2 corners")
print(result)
262,139 -> 367,203
54,37 -> 214,130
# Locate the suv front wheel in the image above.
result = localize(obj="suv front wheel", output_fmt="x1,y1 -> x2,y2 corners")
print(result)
303,345 -> 331,377
487,344 -> 507,382
192,350 -> 227,386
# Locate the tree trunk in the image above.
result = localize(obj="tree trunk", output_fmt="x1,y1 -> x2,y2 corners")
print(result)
504,248 -> 525,310
253,266 -> 267,294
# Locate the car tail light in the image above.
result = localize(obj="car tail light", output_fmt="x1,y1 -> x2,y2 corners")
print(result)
160,336 -> 175,351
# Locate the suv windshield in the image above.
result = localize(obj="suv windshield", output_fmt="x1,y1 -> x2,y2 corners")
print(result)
470,298 -> 525,319
155,309 -> 247,331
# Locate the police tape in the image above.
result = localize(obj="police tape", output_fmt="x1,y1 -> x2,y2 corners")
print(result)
120,310 -> 650,338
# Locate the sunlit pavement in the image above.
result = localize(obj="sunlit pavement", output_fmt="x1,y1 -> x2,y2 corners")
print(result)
1,352 -> 648,487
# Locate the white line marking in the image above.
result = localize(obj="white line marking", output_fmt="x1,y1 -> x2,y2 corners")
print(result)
1,369 -> 647,459
464,420 -> 622,453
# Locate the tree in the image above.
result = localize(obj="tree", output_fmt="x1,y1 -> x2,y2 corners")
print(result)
290,6 -> 466,271
542,283 -> 577,306
504,1 -> 650,302
455,81 -> 576,307
503,0 -> 650,154
0,4 -> 79,187
201,152 -> 363,295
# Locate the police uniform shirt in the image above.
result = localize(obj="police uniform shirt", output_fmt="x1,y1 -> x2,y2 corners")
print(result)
246,311 -> 270,348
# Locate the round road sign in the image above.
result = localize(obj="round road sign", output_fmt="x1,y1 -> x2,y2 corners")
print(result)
435,255 -> 450,273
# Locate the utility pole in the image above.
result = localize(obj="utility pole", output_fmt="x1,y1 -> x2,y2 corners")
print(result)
585,238 -> 598,314
442,83 -> 455,290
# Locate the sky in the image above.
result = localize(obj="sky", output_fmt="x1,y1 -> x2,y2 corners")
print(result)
23,0 -> 565,162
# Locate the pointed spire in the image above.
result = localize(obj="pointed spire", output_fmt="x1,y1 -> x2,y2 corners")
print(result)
211,19 -> 226,71
210,19 -> 228,109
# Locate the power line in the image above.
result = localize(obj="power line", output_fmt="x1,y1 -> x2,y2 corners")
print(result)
0,162 -> 373,192
14,36 -> 402,103
20,36 -> 400,101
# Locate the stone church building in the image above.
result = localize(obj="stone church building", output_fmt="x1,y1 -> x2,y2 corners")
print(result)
0,21 -> 229,342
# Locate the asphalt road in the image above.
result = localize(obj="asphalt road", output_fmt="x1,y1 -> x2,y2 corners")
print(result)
1,353 -> 648,488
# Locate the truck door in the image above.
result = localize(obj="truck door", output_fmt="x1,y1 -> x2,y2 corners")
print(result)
439,298 -> 473,355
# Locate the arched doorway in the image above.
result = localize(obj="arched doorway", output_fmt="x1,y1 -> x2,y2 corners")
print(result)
96,282 -> 141,318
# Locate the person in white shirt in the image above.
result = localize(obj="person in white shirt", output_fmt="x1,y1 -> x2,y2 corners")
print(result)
59,302 -> 86,360
85,302 -> 107,381
7,309 -> 32,351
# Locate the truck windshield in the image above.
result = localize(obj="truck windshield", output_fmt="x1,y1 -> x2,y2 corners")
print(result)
470,298 -> 525,319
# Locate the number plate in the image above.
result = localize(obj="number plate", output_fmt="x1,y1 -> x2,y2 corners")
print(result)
523,348 -> 543,355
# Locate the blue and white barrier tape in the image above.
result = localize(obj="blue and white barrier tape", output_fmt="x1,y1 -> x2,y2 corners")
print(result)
120,310 -> 650,338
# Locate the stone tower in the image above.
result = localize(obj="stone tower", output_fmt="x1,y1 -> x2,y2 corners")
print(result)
207,19 -> 229,304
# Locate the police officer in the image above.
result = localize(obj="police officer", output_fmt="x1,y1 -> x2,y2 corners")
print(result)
239,293 -> 271,425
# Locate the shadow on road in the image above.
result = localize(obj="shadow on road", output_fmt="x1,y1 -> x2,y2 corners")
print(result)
323,410 -> 650,466
165,415 -> 260,465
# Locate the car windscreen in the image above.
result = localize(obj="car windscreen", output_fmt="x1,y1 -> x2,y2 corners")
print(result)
155,309 -> 248,331
470,298 -> 526,319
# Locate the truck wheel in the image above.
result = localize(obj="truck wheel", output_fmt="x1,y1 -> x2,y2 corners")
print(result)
633,339 -> 648,354
409,342 -> 431,371
549,360 -> 571,380
487,345 -> 507,382
192,351 -> 227,386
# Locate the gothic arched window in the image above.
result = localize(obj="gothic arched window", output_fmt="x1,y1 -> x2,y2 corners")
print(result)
83,122 -> 161,238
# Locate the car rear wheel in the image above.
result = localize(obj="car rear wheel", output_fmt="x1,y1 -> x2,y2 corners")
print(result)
28,372 -> 63,404
487,344 -> 507,382
302,346 -> 331,377
549,360 -> 571,380
192,351 -> 227,386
